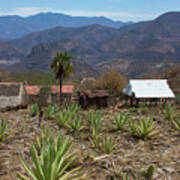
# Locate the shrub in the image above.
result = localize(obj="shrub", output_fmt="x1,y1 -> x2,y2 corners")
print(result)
18,133 -> 84,180
100,136 -> 116,154
163,104 -> 176,121
95,71 -> 127,95
129,117 -> 158,139
115,114 -> 130,130
30,103 -> 39,117
0,120 -> 7,141
44,104 -> 59,119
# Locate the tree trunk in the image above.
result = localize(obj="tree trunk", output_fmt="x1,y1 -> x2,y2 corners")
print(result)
59,75 -> 63,104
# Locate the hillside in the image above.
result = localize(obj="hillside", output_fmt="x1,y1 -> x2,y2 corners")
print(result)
0,12 -> 129,40
0,41 -> 25,66
1,12 -> 180,78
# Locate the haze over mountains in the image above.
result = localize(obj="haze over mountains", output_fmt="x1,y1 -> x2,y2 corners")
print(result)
0,12 -> 180,78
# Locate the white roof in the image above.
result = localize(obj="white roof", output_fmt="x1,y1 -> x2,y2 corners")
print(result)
123,79 -> 175,98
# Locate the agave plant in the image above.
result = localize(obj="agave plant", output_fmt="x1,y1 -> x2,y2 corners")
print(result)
67,104 -> 81,115
0,120 -> 7,141
44,104 -> 59,120
163,104 -> 176,121
101,136 -> 116,154
56,111 -> 73,129
18,133 -> 84,180
172,118 -> 180,132
115,114 -> 130,130
68,116 -> 83,133
88,111 -> 101,134
140,165 -> 155,180
30,103 -> 39,117
89,130 -> 101,148
129,117 -> 158,139
34,127 -> 54,153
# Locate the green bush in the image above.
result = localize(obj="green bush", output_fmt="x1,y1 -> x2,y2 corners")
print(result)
129,117 -> 158,139
0,120 -> 7,141
30,103 -> 39,117
18,133 -> 84,180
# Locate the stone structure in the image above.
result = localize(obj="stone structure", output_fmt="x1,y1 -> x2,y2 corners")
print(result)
0,82 -> 28,110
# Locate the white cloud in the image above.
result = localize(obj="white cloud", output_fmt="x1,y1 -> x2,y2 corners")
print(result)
0,7 -> 53,16
0,7 -> 157,21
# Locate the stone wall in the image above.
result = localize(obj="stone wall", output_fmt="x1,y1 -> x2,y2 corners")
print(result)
0,83 -> 28,110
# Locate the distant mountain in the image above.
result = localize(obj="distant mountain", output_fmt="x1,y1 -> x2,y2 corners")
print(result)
10,25 -> 118,51
0,12 -> 130,40
0,41 -> 24,65
1,12 -> 180,78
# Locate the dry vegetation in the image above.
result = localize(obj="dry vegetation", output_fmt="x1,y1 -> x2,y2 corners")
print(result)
0,103 -> 180,180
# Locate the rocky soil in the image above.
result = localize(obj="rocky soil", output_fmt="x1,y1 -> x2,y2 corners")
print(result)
0,106 -> 180,180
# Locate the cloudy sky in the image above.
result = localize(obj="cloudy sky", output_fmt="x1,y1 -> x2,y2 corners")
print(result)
0,0 -> 180,22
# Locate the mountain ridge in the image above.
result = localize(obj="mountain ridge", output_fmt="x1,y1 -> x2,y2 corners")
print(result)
1,11 -> 180,78
0,12 -> 130,40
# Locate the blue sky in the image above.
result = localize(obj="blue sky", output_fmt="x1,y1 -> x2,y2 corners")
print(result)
0,0 -> 180,22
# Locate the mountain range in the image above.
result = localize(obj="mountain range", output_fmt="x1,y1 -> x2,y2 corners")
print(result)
0,12 -> 180,78
0,12 -> 130,40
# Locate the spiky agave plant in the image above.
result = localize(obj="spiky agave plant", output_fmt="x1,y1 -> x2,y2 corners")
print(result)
88,111 -> 102,148
115,114 -> 130,130
101,136 -> 116,154
172,118 -> 180,132
68,116 -> 83,133
44,104 -> 59,120
67,104 -> 81,116
0,120 -> 7,141
56,110 -> 73,129
163,104 -> 176,121
129,117 -> 158,139
18,133 -> 85,180
34,127 -> 54,153
30,103 -> 39,117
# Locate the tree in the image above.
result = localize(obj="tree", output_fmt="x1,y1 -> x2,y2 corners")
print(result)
95,71 -> 127,96
51,52 -> 73,104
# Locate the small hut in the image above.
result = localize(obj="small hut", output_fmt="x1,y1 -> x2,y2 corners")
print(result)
0,82 -> 28,110
123,79 -> 175,106
77,90 -> 109,109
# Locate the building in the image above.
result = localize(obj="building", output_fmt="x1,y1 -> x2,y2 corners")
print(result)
25,85 -> 74,105
123,79 -> 175,106
0,82 -> 28,110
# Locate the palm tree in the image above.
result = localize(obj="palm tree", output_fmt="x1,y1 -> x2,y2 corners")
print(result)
51,52 -> 73,104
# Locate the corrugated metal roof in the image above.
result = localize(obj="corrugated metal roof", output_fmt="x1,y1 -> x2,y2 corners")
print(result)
123,79 -> 175,98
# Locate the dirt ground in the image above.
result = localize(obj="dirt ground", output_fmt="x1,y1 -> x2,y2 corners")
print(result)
0,105 -> 180,180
